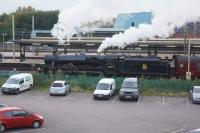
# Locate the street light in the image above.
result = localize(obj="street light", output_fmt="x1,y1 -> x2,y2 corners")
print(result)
1,33 -> 7,60
21,31 -> 24,39
186,39 -> 191,80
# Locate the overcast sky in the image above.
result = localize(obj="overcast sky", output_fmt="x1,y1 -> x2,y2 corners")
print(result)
0,0 -> 80,14
0,0 -> 173,15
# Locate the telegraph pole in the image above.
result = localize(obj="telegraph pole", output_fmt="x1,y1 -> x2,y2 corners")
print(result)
1,33 -> 6,60
186,39 -> 191,80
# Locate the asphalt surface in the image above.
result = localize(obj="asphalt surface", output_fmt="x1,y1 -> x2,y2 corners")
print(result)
0,91 -> 200,133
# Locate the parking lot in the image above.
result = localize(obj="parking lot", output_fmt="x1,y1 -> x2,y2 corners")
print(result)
0,91 -> 200,133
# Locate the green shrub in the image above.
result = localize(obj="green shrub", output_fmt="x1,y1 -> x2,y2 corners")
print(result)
0,71 -> 200,96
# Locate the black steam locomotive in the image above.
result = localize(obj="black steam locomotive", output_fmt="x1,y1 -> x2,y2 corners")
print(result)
44,54 -> 171,77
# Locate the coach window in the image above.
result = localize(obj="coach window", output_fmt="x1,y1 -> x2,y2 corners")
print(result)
179,63 -> 184,68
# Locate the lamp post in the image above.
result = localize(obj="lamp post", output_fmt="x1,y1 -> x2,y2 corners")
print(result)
21,31 -> 24,39
1,33 -> 6,60
186,39 -> 191,80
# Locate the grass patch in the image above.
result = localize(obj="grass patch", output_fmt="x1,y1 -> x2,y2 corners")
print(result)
0,71 -> 200,96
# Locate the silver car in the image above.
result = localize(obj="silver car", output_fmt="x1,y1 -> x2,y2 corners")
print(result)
190,86 -> 200,104
50,81 -> 71,96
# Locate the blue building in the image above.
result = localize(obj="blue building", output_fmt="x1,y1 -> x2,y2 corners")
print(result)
114,12 -> 152,29
85,12 -> 153,37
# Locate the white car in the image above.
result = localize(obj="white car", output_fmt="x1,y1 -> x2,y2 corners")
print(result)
93,78 -> 116,100
190,86 -> 200,104
1,73 -> 33,94
49,81 -> 71,96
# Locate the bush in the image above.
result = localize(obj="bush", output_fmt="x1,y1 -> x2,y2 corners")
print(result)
0,71 -> 199,96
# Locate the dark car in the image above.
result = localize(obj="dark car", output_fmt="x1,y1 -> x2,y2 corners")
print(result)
119,78 -> 140,101
0,107 -> 44,132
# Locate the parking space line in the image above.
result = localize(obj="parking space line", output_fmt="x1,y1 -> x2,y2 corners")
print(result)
10,127 -> 46,133
38,95 -> 48,100
162,97 -> 165,105
137,96 -> 141,104
112,96 -> 118,104
60,93 -> 73,101
186,97 -> 190,107
87,95 -> 93,102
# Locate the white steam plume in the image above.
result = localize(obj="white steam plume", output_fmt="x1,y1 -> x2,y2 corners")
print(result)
51,0 -> 145,43
51,0 -> 200,52
98,0 -> 200,52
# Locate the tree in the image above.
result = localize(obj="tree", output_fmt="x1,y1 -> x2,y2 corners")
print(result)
0,6 -> 59,41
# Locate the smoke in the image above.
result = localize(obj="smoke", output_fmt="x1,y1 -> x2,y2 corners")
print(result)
98,0 -> 200,52
51,0 -> 144,43
51,0 -> 200,52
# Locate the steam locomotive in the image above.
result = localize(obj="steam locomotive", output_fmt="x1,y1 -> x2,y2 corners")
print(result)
43,54 -> 200,78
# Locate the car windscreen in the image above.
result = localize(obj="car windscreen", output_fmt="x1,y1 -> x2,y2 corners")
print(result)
96,83 -> 110,90
193,87 -> 200,93
5,78 -> 20,84
52,83 -> 64,87
0,104 -> 6,108
122,82 -> 138,89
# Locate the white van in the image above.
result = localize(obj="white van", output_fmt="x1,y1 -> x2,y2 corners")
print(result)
1,73 -> 33,94
93,78 -> 116,100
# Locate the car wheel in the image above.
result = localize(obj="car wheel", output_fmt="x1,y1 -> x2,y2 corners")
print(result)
107,94 -> 111,100
63,91 -> 67,96
192,100 -> 196,104
0,124 -> 6,132
119,97 -> 123,101
29,85 -> 33,90
50,93 -> 53,96
93,96 -> 96,100
16,89 -> 20,95
135,97 -> 139,101
32,121 -> 41,128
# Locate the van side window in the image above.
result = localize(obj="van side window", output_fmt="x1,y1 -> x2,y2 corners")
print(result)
25,76 -> 31,82
64,82 -> 68,86
110,85 -> 112,90
19,79 -> 24,84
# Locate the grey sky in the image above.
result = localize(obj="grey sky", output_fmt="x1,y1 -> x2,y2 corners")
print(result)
0,0 -> 173,15
0,0 -> 80,14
